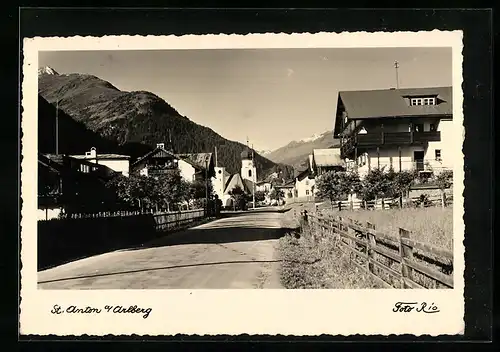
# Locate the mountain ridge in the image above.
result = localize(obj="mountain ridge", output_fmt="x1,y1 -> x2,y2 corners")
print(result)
266,131 -> 340,170
38,69 -> 294,179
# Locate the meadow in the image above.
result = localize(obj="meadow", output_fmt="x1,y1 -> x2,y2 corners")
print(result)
278,204 -> 454,289
320,206 -> 454,251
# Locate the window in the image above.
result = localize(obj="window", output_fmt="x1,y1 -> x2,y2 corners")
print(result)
305,179 -> 309,185
306,190 -> 310,195
410,97 -> 436,106
248,170 -> 252,177
435,149 -> 442,161
430,123 -> 437,131
80,164 -> 90,173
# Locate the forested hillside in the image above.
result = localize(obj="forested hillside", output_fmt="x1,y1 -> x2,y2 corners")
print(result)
38,69 -> 293,179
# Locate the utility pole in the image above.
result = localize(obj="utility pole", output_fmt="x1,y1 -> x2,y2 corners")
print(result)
394,61 -> 400,89
252,144 -> 256,209
205,157 -> 209,217
214,146 -> 218,167
55,99 -> 59,155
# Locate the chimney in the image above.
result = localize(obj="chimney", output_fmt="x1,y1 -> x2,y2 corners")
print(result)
85,147 -> 97,158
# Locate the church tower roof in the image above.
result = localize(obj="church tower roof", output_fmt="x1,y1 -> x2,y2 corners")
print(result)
241,148 -> 252,160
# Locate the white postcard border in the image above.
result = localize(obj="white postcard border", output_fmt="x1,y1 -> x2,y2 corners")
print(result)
21,31 -> 465,336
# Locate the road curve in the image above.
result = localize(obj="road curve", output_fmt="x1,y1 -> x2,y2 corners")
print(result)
38,208 -> 297,289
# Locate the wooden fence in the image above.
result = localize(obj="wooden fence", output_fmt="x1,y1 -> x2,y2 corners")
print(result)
298,212 -> 454,289
41,208 -> 207,230
153,209 -> 206,232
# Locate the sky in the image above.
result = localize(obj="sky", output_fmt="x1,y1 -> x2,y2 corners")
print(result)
39,47 -> 452,151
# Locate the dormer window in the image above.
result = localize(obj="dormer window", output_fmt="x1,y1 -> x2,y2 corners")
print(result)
410,97 -> 437,106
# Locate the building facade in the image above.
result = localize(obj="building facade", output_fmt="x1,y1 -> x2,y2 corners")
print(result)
334,86 -> 453,178
131,143 -> 215,183
70,147 -> 131,177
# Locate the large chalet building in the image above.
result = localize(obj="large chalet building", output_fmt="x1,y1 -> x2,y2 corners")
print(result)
334,86 -> 453,178
130,143 -> 215,182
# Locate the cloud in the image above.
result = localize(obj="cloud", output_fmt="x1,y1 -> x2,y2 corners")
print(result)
287,68 -> 294,77
321,56 -> 328,61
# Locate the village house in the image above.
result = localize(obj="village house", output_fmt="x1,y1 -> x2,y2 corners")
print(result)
292,148 -> 345,202
334,86 -> 453,178
130,143 -> 215,182
70,147 -> 131,177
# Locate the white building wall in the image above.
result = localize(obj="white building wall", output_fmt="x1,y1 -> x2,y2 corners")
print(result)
295,177 -> 315,198
212,166 -> 228,200
241,159 -> 257,183
98,159 -> 130,177
425,119 -> 454,171
139,166 -> 148,177
178,159 -> 196,182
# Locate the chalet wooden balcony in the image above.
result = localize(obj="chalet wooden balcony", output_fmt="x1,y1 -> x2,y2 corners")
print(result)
341,131 -> 441,158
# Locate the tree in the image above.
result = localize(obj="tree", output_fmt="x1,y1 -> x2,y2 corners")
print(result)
254,190 -> 266,203
228,185 -> 247,210
269,188 -> 284,204
391,170 -> 417,207
360,167 -> 393,201
435,169 -> 453,207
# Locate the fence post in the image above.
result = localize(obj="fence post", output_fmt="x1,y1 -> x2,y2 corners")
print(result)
350,200 -> 354,211
398,227 -> 414,289
347,218 -> 355,262
366,222 -> 376,273
338,201 -> 342,211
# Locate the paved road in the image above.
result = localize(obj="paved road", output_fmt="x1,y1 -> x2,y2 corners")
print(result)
38,208 -> 298,289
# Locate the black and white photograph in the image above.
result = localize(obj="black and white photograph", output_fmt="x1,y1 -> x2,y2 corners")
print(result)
21,31 -> 465,336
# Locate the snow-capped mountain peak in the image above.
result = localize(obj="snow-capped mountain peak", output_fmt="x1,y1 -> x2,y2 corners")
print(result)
298,131 -> 329,143
259,149 -> 272,155
38,66 -> 59,76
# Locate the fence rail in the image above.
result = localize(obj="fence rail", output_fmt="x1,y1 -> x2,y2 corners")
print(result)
319,194 -> 453,212
39,208 -> 208,233
298,212 -> 453,289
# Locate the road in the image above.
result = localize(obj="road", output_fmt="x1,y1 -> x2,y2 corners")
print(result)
38,208 -> 298,289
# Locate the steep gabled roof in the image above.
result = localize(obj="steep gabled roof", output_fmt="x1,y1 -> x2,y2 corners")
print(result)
223,173 -> 253,195
338,86 -> 453,120
295,168 -> 312,181
131,146 -> 178,169
177,153 -> 213,170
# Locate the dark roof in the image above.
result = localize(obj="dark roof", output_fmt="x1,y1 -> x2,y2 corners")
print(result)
339,86 -> 452,120
240,148 -> 253,160
131,146 -> 178,168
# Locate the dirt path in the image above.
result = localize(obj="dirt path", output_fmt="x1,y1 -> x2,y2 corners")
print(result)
38,209 -> 295,289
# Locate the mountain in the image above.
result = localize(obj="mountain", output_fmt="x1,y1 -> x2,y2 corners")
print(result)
38,95 -> 152,159
266,131 -> 340,170
38,68 -> 293,179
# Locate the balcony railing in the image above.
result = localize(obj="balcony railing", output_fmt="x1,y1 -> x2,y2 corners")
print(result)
347,159 -> 451,174
341,131 -> 441,158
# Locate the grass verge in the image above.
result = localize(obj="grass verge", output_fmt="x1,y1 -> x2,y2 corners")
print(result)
278,228 -> 383,289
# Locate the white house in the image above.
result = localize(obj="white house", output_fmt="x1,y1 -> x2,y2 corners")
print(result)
70,147 -> 131,177
334,86 -> 454,178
